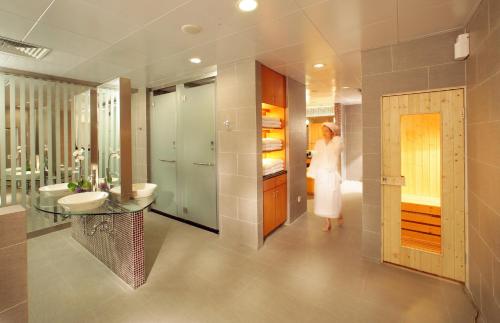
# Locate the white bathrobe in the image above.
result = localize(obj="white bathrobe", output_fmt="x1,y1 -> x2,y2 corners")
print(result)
307,137 -> 344,218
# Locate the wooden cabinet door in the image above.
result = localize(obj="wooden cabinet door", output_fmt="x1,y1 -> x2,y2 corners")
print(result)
273,72 -> 286,108
275,184 -> 287,226
261,65 -> 275,106
263,189 -> 276,237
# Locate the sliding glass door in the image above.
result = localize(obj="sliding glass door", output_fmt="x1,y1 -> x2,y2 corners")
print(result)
150,79 -> 217,230
151,91 -> 178,216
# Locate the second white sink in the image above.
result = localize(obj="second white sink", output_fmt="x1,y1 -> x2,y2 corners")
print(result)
39,183 -> 72,197
110,183 -> 157,199
58,191 -> 109,212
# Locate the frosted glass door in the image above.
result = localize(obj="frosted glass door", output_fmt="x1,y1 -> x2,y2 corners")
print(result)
151,92 -> 177,216
177,83 -> 217,229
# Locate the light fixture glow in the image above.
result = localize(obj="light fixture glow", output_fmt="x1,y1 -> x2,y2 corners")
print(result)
313,63 -> 325,69
238,0 -> 258,12
189,57 -> 202,64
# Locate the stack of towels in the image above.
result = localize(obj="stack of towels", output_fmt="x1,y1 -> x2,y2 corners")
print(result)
262,138 -> 283,152
262,116 -> 281,128
263,158 -> 285,176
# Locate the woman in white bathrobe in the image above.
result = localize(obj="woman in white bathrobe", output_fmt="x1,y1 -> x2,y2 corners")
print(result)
307,122 -> 344,231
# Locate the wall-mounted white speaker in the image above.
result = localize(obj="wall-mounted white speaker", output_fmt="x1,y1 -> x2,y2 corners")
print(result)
454,33 -> 469,60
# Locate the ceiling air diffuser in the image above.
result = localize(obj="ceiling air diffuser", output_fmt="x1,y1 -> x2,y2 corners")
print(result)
0,36 -> 51,60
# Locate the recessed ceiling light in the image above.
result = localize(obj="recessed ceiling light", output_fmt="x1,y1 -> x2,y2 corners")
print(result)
238,0 -> 258,12
181,24 -> 202,34
189,57 -> 202,64
313,63 -> 325,69
342,86 -> 350,89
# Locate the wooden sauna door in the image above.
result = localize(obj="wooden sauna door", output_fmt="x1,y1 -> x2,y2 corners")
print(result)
381,89 -> 465,281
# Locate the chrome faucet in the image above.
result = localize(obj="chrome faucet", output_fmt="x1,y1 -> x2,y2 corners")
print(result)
106,151 -> 120,184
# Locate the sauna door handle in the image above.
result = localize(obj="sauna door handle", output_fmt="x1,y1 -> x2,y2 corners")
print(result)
381,176 -> 405,186
193,162 -> 215,166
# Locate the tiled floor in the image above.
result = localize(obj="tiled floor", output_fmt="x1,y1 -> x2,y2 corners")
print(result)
28,182 -> 476,323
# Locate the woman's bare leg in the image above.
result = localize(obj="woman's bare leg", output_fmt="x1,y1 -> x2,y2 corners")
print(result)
322,218 -> 331,231
337,214 -> 344,226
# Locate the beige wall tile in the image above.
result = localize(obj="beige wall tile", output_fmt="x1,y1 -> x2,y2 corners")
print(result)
469,227 -> 493,285
218,152 -> 237,175
477,26 -> 500,82
392,30 -> 459,71
237,153 -> 258,177
362,127 -> 381,154
218,194 -> 238,219
362,179 -> 380,206
217,131 -> 237,153
363,67 -> 429,98
236,131 -> 257,154
429,61 -> 465,89
236,176 -> 258,200
491,0 -> 500,31
468,0 -> 490,54
238,197 -> 258,223
237,109 -> 257,131
362,153 -> 380,180
478,202 -> 500,258
219,174 -> 239,196
361,97 -> 381,128
361,46 -> 392,76
361,230 -> 381,261
217,109 -> 237,131
494,257 -> 500,306
466,52 -> 478,89
362,203 -> 381,233
0,302 -> 27,323
0,206 -> 25,249
0,242 -> 27,312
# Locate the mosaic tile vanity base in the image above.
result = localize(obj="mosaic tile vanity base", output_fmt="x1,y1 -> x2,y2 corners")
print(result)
71,210 -> 145,289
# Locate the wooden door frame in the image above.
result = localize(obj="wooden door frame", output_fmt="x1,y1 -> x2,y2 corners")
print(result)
379,86 -> 467,282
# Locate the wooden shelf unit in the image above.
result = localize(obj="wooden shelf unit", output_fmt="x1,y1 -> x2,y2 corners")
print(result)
260,64 -> 287,238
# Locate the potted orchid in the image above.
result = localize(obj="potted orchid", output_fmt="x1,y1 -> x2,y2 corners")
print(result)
68,148 -> 92,193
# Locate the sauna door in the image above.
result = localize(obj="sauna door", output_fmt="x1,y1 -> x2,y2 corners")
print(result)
381,89 -> 465,281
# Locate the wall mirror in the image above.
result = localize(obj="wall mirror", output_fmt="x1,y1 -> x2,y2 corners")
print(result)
96,78 -> 132,200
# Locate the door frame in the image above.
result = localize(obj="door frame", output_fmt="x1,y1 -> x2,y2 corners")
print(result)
379,86 -> 468,282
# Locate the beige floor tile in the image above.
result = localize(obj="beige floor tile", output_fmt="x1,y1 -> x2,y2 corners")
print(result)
27,182 -> 475,323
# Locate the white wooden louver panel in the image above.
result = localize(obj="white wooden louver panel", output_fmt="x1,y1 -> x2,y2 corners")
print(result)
38,81 -> 45,187
0,75 -> 6,205
9,76 -> 16,204
55,84 -> 61,184
29,81 -> 36,195
19,79 -> 27,205
46,83 -> 53,185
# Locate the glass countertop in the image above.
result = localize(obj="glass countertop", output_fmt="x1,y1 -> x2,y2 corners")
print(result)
32,192 -> 156,216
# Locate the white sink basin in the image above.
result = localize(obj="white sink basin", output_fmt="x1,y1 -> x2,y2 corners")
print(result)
39,183 -> 72,197
58,191 -> 108,212
110,183 -> 157,199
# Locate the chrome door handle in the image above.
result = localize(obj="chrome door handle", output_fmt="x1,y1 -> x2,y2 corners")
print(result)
159,159 -> 176,163
193,162 -> 215,166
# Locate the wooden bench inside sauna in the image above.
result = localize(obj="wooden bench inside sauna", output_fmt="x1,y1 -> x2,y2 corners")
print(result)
401,195 -> 441,253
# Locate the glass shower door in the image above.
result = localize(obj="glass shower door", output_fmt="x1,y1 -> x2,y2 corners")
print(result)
177,83 -> 217,230
150,92 -> 178,216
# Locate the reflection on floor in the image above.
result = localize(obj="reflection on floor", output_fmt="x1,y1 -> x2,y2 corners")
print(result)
28,181 -> 475,323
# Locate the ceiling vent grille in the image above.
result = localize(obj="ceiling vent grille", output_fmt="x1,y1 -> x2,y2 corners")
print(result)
0,36 -> 51,60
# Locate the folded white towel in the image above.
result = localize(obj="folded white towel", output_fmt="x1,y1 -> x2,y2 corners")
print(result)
263,116 -> 280,122
263,158 -> 284,170
263,165 -> 284,176
263,138 -> 282,144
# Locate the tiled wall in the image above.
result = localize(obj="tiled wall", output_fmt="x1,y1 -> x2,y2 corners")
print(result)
216,59 -> 262,249
361,30 -> 466,261
0,205 -> 27,323
131,88 -> 148,184
343,104 -> 362,181
286,78 -> 307,223
465,0 -> 500,321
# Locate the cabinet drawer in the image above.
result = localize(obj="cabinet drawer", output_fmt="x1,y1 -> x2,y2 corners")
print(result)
263,177 -> 276,191
275,174 -> 287,186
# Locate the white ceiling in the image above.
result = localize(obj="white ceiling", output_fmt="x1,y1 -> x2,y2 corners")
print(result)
0,0 -> 479,106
